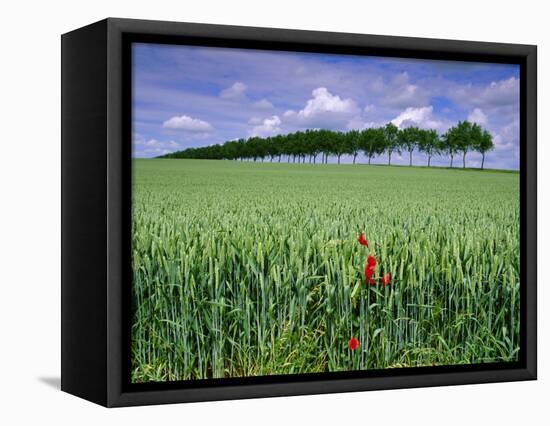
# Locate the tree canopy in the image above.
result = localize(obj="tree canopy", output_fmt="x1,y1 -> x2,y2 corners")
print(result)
160,121 -> 495,169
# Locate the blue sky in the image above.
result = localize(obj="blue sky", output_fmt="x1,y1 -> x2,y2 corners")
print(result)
132,43 -> 520,169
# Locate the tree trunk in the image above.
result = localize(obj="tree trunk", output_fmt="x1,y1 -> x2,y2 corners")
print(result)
353,153 -> 357,164
463,151 -> 466,168
428,155 -> 431,167
313,154 -> 317,164
388,151 -> 392,166
450,154 -> 454,168
481,152 -> 485,170
278,155 -> 281,163
337,154 -> 341,164
368,155 -> 372,165
409,150 -> 413,166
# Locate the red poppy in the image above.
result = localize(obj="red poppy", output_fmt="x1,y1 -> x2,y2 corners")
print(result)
367,255 -> 376,269
381,272 -> 391,286
357,231 -> 368,247
365,255 -> 377,285
348,337 -> 359,351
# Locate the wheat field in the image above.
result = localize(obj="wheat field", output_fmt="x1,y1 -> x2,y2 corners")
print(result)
131,159 -> 520,383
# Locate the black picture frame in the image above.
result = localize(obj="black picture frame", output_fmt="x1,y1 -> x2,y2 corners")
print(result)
61,17 -> 537,407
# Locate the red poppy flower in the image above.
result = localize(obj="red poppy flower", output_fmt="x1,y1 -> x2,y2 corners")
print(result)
367,255 -> 376,269
357,232 -> 368,247
364,255 -> 377,285
348,337 -> 359,351
381,272 -> 391,286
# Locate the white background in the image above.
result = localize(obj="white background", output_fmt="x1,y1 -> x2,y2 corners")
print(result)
0,0 -> 546,424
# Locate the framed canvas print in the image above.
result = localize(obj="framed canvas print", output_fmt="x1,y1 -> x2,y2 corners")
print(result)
61,18 -> 537,407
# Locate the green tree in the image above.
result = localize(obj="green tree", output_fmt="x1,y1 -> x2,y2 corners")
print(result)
444,121 -> 486,168
418,129 -> 440,167
309,130 -> 323,164
383,123 -> 400,166
441,128 -> 459,168
318,129 -> 334,164
270,135 -> 284,162
332,131 -> 348,164
476,129 -> 494,170
346,130 -> 361,164
359,127 -> 384,165
398,126 -> 421,166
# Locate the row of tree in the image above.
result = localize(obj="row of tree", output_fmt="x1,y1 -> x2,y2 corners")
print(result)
161,121 -> 495,169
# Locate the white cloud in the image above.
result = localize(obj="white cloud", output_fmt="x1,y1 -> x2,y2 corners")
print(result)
283,87 -> 359,129
468,108 -> 488,125
219,81 -> 248,100
299,87 -> 356,117
379,72 -> 430,108
493,120 -> 519,151
391,106 -> 447,130
254,99 -> 274,109
133,137 -> 181,157
250,115 -> 282,137
451,77 -> 519,109
162,115 -> 213,132
481,77 -> 519,106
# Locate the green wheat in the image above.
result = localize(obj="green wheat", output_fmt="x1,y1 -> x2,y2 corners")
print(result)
131,159 -> 520,382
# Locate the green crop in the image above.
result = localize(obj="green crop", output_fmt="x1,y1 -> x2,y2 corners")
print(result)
131,159 -> 520,383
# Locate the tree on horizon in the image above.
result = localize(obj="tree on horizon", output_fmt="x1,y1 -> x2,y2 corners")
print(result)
159,120 -> 498,170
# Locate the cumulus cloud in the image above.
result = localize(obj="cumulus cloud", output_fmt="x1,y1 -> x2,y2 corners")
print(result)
379,72 -> 430,108
468,108 -> 488,125
133,136 -> 181,157
283,87 -> 359,128
493,120 -> 519,151
254,99 -> 274,109
219,81 -> 248,100
299,87 -> 356,117
250,115 -> 282,137
162,115 -> 213,132
451,77 -> 519,109
480,77 -> 519,107
391,106 -> 447,131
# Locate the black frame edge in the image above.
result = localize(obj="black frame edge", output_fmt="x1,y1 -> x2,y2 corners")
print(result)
61,19 -> 109,406
107,17 -> 536,57
524,45 -> 537,380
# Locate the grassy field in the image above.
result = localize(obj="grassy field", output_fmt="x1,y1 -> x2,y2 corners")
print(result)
131,159 -> 520,383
